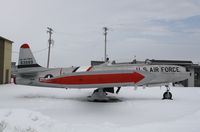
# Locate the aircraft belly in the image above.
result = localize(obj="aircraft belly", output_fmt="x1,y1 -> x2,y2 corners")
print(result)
38,83 -> 134,89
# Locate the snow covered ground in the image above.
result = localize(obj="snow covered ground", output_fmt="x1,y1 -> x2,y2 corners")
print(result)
0,84 -> 200,132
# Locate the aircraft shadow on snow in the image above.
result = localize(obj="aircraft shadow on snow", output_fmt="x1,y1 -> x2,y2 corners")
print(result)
17,94 -> 161,103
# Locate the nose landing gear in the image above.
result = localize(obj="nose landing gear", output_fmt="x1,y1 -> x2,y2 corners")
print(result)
162,85 -> 173,100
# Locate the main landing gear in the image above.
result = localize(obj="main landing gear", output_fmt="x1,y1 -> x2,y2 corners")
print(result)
162,85 -> 173,100
88,88 -> 109,102
87,87 -> 121,102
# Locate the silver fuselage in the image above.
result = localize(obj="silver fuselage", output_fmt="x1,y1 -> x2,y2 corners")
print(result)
14,63 -> 190,89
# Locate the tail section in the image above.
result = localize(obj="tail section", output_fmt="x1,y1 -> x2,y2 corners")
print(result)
18,43 -> 41,68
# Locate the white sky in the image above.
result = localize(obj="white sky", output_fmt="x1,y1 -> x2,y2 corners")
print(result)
1,0 -> 200,67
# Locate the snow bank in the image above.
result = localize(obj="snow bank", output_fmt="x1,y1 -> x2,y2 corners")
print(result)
1,108 -> 200,132
0,109 -> 66,132
1,84 -> 200,132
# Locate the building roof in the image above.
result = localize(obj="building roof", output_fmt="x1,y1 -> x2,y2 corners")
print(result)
0,36 -> 13,43
149,59 -> 193,66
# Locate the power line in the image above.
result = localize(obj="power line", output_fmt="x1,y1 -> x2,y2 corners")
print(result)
12,47 -> 48,54
47,27 -> 53,68
12,51 -> 19,54
33,47 -> 49,54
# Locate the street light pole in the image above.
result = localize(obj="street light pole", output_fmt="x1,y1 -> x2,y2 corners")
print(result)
103,27 -> 108,62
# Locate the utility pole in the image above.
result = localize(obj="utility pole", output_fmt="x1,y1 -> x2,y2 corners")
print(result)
103,27 -> 108,62
47,27 -> 53,68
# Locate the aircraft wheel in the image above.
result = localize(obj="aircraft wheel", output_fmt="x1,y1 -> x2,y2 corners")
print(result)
162,91 -> 173,100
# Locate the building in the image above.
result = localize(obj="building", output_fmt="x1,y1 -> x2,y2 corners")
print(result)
91,59 -> 200,87
148,59 -> 200,87
0,36 -> 13,84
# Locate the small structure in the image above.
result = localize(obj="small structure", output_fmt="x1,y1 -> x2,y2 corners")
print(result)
0,36 -> 13,84
148,59 -> 200,87
91,59 -> 200,87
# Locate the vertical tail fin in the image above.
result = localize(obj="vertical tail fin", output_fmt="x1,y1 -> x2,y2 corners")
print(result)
17,43 -> 41,68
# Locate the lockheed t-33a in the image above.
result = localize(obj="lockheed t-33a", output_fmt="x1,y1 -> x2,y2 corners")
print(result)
13,44 -> 190,102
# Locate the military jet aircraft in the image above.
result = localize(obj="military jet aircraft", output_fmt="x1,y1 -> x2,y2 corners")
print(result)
13,43 -> 190,101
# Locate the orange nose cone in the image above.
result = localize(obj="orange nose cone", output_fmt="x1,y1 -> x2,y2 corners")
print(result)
21,43 -> 30,48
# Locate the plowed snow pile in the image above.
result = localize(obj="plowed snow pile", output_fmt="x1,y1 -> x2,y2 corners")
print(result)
0,84 -> 200,132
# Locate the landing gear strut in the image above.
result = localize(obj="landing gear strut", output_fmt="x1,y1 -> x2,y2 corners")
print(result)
87,88 -> 121,102
88,88 -> 109,102
162,85 -> 173,100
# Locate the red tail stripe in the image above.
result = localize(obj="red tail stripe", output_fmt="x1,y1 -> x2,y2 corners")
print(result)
21,44 -> 30,48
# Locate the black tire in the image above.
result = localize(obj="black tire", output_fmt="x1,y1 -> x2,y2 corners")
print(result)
163,91 -> 172,100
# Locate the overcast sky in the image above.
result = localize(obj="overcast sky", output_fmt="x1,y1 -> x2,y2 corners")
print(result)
1,0 -> 200,67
